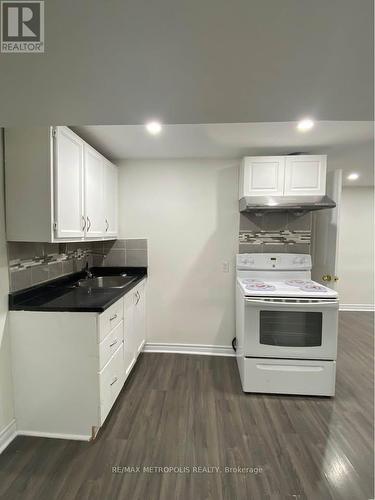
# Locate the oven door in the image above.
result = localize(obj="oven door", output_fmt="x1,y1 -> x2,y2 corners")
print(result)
244,298 -> 339,360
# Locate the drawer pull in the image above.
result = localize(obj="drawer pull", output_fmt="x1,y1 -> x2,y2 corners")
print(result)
256,364 -> 323,372
110,314 -> 118,321
109,339 -> 118,347
110,377 -> 118,386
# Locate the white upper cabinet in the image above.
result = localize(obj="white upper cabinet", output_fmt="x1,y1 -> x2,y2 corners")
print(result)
4,126 -> 118,242
103,160 -> 118,238
240,156 -> 285,197
54,127 -> 85,239
84,145 -> 104,238
239,155 -> 327,199
284,155 -> 326,196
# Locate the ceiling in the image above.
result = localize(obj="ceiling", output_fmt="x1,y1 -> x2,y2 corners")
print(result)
73,121 -> 374,186
0,0 -> 373,126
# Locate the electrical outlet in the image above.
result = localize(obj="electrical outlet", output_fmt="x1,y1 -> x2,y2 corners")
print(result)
222,261 -> 229,273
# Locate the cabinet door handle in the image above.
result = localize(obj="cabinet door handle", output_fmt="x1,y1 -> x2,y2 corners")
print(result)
81,215 -> 86,231
135,292 -> 140,304
109,338 -> 118,347
110,377 -> 118,386
87,216 -> 91,231
105,218 -> 109,232
110,313 -> 118,321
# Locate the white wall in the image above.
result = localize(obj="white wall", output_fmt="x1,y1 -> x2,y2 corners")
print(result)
0,130 -> 15,440
119,159 -> 239,347
337,186 -> 374,307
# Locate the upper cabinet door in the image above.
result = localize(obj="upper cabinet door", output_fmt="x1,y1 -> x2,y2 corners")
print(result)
103,160 -> 118,238
54,127 -> 85,239
240,157 -> 285,197
84,146 -> 104,238
284,155 -> 327,196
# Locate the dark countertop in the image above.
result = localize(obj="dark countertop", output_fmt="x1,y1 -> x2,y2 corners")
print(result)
9,267 -> 147,313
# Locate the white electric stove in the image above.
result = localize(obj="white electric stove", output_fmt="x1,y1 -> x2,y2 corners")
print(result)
235,253 -> 339,396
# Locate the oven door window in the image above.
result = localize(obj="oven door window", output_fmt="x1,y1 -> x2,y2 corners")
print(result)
259,310 -> 323,347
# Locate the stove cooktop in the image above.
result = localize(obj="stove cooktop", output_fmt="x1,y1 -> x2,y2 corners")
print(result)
237,278 -> 338,299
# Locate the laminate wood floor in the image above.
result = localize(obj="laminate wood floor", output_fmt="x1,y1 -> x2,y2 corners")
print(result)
0,311 -> 373,500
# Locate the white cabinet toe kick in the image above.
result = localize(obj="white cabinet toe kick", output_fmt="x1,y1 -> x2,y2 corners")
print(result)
10,279 -> 147,441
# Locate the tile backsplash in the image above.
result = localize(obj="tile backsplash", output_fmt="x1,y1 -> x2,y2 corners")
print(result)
8,242 -> 93,292
239,212 -> 312,254
8,239 -> 148,292
91,239 -> 148,268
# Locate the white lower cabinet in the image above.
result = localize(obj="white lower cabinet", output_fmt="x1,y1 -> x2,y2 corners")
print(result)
126,280 -> 146,358
10,279 -> 147,441
98,319 -> 124,371
99,343 -> 126,425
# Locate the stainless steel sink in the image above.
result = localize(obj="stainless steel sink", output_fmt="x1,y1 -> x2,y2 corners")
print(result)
78,276 -> 136,289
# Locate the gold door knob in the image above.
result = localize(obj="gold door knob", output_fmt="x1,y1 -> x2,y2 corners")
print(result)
322,274 -> 332,282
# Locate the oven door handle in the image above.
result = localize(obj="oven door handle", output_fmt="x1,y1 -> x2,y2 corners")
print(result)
245,298 -> 339,309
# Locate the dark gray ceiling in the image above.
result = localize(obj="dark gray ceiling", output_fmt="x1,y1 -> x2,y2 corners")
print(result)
0,0 -> 373,126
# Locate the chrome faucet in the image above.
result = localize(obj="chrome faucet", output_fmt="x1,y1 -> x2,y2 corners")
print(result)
85,262 -> 93,279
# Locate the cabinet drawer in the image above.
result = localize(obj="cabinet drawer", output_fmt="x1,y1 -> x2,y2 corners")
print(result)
99,320 -> 124,371
99,343 -> 125,424
98,299 -> 124,342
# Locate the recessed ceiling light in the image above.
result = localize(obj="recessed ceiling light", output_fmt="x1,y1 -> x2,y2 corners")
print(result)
297,118 -> 315,132
347,173 -> 359,181
145,121 -> 162,135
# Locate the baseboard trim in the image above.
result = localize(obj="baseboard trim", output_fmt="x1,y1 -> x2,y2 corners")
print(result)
340,304 -> 375,312
17,430 -> 91,441
144,342 -> 235,357
0,419 -> 17,454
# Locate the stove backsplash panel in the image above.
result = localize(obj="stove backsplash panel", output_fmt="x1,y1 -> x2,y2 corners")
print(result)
239,212 -> 312,254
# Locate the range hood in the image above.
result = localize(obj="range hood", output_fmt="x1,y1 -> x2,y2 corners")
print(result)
239,195 -> 336,214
